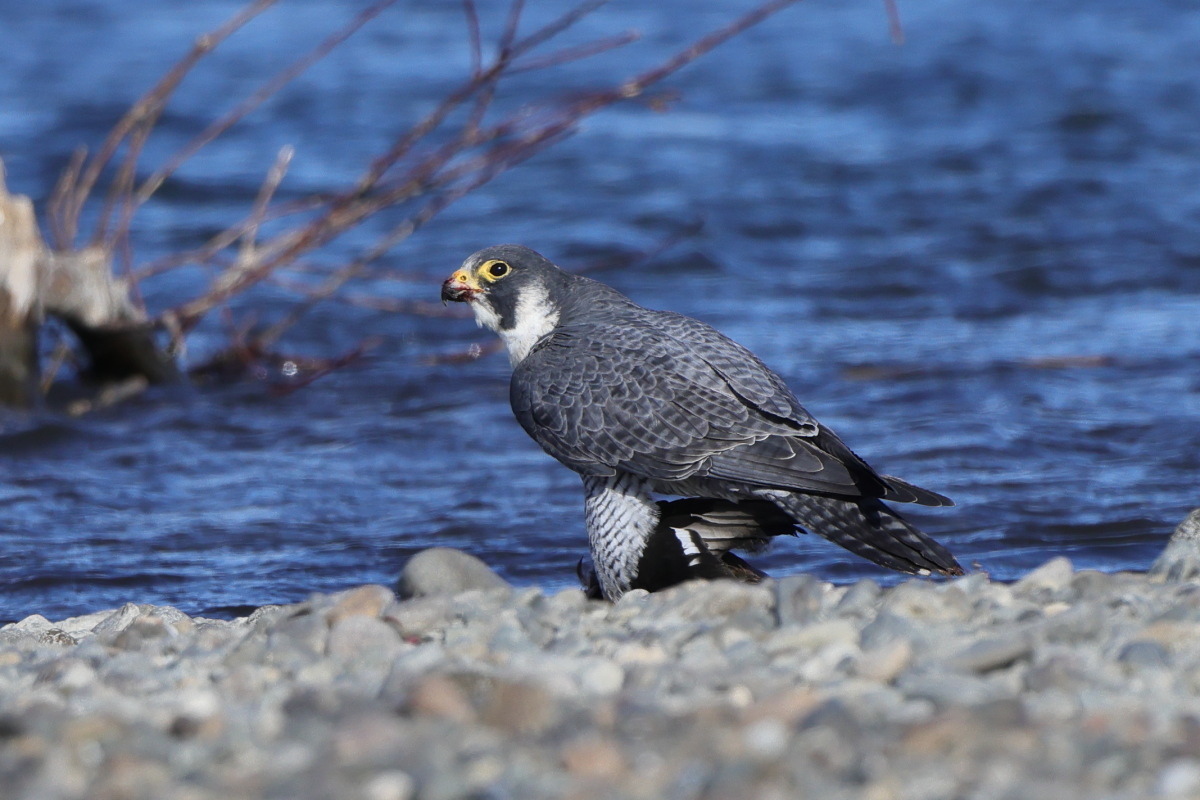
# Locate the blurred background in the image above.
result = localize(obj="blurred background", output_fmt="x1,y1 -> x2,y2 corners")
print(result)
1,0 -> 1197,621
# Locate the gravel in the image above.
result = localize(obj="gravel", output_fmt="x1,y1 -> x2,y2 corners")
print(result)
3,509 -> 1200,800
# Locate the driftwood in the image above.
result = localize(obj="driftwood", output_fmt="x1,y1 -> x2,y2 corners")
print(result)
0,164 -> 45,406
40,246 -> 178,386
0,160 -> 176,407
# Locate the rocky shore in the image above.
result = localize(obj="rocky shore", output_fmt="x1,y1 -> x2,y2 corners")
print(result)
3,512 -> 1200,800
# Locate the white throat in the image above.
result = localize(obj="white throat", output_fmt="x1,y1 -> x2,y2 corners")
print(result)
470,283 -> 560,367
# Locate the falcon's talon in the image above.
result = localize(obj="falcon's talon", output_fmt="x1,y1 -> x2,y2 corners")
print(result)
444,244 -> 962,601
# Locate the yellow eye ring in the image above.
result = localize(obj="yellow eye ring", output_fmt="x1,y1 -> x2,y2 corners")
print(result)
481,260 -> 510,280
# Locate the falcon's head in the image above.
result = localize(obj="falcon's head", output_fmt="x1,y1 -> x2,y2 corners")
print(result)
442,244 -> 566,365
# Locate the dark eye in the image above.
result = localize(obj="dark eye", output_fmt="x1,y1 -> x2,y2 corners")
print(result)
489,261 -> 510,278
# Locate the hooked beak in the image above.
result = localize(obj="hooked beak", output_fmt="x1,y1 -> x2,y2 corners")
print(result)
441,270 -> 480,303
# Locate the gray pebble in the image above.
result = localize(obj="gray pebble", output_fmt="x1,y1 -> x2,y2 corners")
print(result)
487,612 -> 536,653
55,609 -> 125,637
34,657 -> 96,691
268,607 -> 331,661
91,603 -> 142,636
8,614 -> 54,632
943,634 -> 1032,674
1014,557 -> 1075,596
3,568 -> 1200,800
396,548 -> 511,598
859,611 -> 924,651
577,661 -> 625,696
382,596 -> 459,640
775,574 -> 826,627
881,580 -> 968,623
37,629 -> 77,647
644,580 -> 776,630
327,615 -> 405,662
1039,603 -> 1107,644
834,578 -> 882,619
855,638 -> 913,683
1116,640 -> 1171,669
1156,759 -> 1200,797
896,669 -> 1010,708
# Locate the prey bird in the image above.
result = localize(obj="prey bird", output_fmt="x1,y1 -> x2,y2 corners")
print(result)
442,244 -> 962,600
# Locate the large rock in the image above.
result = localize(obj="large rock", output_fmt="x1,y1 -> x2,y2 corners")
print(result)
1150,509 -> 1200,582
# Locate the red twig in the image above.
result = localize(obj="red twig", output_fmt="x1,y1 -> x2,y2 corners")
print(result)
883,0 -> 905,45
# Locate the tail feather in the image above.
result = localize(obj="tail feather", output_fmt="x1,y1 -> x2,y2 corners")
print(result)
770,492 -> 963,576
878,474 -> 955,507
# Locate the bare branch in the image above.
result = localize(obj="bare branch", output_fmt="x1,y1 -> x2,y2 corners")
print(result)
424,339 -> 505,366
598,0 -> 805,104
29,0 -> 812,403
499,0 -> 527,61
353,0 -> 619,194
48,0 -> 278,250
336,294 -> 470,318
241,146 -> 296,260
509,0 -> 611,59
46,147 -> 87,250
132,0 -> 399,207
508,32 -> 641,75
463,0 -> 483,78
129,194 -> 326,283
268,338 -> 382,395
167,0 -> 806,341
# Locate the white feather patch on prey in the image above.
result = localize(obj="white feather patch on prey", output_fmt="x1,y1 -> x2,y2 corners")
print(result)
470,283 -> 559,366
674,528 -> 704,568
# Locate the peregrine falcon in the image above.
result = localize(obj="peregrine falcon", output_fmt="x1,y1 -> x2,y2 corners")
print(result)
442,244 -> 962,600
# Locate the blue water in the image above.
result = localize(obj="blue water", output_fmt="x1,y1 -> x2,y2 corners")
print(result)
1,0 -> 1198,622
